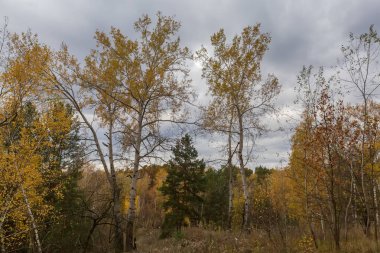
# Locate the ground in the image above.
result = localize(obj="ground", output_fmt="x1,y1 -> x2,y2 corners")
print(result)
135,227 -> 380,253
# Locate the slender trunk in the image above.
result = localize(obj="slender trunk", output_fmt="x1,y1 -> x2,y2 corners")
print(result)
200,203 -> 204,226
330,164 -> 340,251
20,184 -> 42,253
1,229 -> 5,253
53,75 -> 132,252
332,181 -> 340,250
72,98 -> 124,250
227,115 -> 234,229
345,163 -> 354,241
306,196 -> 318,249
82,220 -> 98,253
126,112 -> 143,251
361,99 -> 371,236
113,188 -> 123,252
374,181 -> 379,241
277,216 -> 287,250
227,161 -> 234,230
14,159 -> 42,253
108,122 -> 124,252
370,137 -> 378,241
353,181 -> 358,220
334,224 -> 340,250
56,88 -> 125,248
283,180 -> 288,244
237,112 -> 249,230
328,152 -> 340,250
330,189 -> 340,250
303,146 -> 318,249
321,214 -> 325,241
377,181 -> 380,238
67,93 -> 113,184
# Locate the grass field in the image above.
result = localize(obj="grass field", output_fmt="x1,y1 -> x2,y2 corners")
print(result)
135,227 -> 380,253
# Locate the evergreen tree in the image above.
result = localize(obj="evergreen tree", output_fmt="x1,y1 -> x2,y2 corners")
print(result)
159,134 -> 206,238
39,102 -> 88,252
202,167 -> 230,228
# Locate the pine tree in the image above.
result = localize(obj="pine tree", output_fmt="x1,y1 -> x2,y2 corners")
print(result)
159,134 -> 206,238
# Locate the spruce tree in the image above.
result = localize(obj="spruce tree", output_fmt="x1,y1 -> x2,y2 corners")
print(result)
159,134 -> 206,238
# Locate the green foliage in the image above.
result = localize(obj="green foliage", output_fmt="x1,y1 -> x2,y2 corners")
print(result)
254,166 -> 272,185
0,14 -> 379,253
251,166 -> 273,230
39,102 -> 89,252
0,101 -> 46,251
159,134 -> 206,238
159,212 -> 184,239
202,166 -> 231,228
0,101 -> 89,252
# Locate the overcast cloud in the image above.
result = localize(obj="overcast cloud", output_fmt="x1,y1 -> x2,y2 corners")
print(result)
2,0 -> 380,169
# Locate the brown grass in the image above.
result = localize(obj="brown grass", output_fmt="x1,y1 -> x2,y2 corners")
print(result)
135,227 -> 380,253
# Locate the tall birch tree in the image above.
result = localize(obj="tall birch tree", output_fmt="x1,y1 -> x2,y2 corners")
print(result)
83,13 -> 192,251
197,24 -> 280,229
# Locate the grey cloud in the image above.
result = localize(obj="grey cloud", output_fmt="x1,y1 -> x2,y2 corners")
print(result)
2,0 -> 380,168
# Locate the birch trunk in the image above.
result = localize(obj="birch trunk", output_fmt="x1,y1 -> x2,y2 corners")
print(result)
237,112 -> 249,230
227,114 -> 234,229
20,184 -> 42,253
108,122 -> 124,252
361,84 -> 370,237
52,84 -> 125,251
125,111 -> 143,251
373,182 -> 379,241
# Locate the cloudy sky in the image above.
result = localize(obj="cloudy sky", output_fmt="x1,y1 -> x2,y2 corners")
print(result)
2,0 -> 380,168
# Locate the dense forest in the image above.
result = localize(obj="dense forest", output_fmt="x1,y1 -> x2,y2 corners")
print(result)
0,12 -> 379,253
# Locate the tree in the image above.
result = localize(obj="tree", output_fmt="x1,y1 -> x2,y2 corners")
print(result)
5,27 -> 121,252
0,98 -> 88,252
78,166 -> 114,253
197,24 -> 280,229
83,13 -> 193,250
2,31 -> 115,252
341,25 -> 380,237
1,13 -> 192,251
0,31 -> 58,250
37,102 -> 88,253
135,165 -> 167,228
0,104 -> 44,253
291,66 -> 328,249
268,169 -> 294,249
0,19 -> 19,128
202,166 -> 232,228
290,71 -> 355,250
159,134 -> 206,238
201,96 -> 238,229
251,167 -> 276,240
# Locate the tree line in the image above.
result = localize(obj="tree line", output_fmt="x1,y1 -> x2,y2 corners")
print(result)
0,13 -> 378,252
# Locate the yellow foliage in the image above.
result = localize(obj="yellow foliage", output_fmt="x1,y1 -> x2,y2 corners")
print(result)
0,127 -> 49,247
231,183 -> 245,229
297,235 -> 315,253
183,216 -> 191,227
0,99 -> 75,248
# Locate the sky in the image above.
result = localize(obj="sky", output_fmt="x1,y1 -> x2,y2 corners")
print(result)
1,0 -> 380,169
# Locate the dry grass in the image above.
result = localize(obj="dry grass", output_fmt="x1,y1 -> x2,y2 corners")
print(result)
317,228 -> 380,253
137,227 -> 284,253
135,227 -> 380,253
